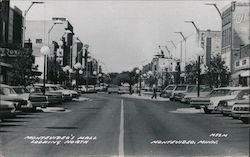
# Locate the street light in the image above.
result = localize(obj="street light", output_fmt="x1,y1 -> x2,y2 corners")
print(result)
48,20 -> 63,47
185,21 -> 200,47
136,66 -> 143,96
196,47 -> 205,97
205,3 -> 222,19
40,45 -> 50,95
74,62 -> 82,91
174,32 -> 187,67
22,1 -> 44,47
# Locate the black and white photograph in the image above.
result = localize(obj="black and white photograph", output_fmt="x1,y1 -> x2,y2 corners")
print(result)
0,0 -> 249,156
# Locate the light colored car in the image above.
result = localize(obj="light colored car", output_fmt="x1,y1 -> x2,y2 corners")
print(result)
0,100 -> 16,119
0,84 -> 29,110
207,87 -> 249,114
160,85 -> 176,98
118,86 -> 130,94
218,89 -> 250,116
231,99 -> 250,123
45,84 -> 72,101
28,85 -> 63,104
107,84 -> 119,94
190,87 -> 231,111
55,85 -> 78,98
171,85 -> 196,101
12,86 -> 48,109
182,87 -> 212,104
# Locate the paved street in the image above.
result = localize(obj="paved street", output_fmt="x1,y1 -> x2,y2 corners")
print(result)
0,94 -> 249,157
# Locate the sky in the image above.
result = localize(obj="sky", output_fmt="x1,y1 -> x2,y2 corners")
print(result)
10,0 -> 233,73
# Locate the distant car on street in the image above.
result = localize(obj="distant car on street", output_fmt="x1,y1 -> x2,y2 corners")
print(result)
170,84 -> 196,101
118,86 -> 130,94
55,85 -> 79,98
107,84 -> 119,94
160,85 -> 176,98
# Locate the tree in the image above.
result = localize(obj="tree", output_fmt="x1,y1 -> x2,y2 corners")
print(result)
204,54 -> 230,87
185,60 -> 197,85
9,49 -> 41,86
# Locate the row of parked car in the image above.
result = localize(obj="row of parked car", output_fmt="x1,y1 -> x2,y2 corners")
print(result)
161,84 -> 250,124
0,83 -> 79,120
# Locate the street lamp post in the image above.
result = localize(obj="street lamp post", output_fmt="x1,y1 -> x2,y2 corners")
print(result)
48,20 -> 63,47
196,47 -> 205,97
73,62 -> 82,92
83,44 -> 90,92
174,32 -> 187,68
22,1 -> 44,47
205,3 -> 222,19
40,46 -> 50,95
136,66 -> 143,96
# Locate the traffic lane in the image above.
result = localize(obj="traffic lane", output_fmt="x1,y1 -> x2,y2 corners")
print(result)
123,98 -> 249,157
0,94 -> 121,157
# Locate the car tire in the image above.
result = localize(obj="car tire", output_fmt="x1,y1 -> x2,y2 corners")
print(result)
204,107 -> 212,114
222,112 -> 229,116
195,106 -> 201,109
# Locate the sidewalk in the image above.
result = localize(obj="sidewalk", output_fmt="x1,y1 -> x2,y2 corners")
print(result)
121,93 -> 169,101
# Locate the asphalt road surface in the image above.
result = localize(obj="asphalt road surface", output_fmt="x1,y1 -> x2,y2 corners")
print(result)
0,94 -> 249,157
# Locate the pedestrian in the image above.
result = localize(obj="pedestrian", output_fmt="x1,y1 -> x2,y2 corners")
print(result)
151,84 -> 157,99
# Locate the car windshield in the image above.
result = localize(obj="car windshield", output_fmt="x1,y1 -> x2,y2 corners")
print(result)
175,86 -> 186,91
57,86 -> 65,90
45,87 -> 57,91
237,90 -> 250,99
228,90 -> 241,96
165,86 -> 175,90
13,87 -> 29,94
209,89 -> 230,96
188,86 -> 197,92
0,87 -> 16,95
201,87 -> 212,92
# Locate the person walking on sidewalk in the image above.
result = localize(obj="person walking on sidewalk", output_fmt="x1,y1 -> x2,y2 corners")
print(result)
151,84 -> 157,99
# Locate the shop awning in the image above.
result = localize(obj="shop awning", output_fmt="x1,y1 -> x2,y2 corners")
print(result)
240,70 -> 250,77
232,70 -> 250,79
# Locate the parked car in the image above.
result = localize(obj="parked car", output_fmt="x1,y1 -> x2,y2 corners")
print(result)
206,87 -> 249,114
118,86 -> 130,94
190,87 -> 231,111
27,85 -> 63,105
55,85 -> 78,99
12,86 -> 48,109
218,88 -> 250,116
170,84 -> 196,101
107,84 -> 119,94
182,86 -> 212,104
160,85 -> 176,98
231,99 -> 250,123
44,84 -> 72,101
0,100 -> 16,119
0,84 -> 29,110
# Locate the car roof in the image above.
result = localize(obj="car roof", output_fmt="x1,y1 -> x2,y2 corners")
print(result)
0,84 -> 12,88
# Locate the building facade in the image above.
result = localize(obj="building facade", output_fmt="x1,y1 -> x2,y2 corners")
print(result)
221,1 -> 250,85
0,0 -> 25,84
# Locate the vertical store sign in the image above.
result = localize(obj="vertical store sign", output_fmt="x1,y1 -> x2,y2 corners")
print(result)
232,2 -> 250,49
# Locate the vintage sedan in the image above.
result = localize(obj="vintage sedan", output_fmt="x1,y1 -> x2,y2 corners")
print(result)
182,87 -> 212,104
171,84 -> 196,101
207,87 -> 249,114
44,84 -> 71,101
26,86 -> 63,105
12,86 -> 48,109
55,85 -> 79,98
218,89 -> 249,116
231,99 -> 250,124
0,84 -> 29,110
0,100 -> 16,119
160,85 -> 176,98
190,87 -> 231,112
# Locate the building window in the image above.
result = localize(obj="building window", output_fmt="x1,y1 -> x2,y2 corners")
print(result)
235,61 -> 240,67
36,39 -> 43,44
242,59 -> 247,65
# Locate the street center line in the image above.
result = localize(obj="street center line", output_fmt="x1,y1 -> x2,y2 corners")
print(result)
119,99 -> 124,157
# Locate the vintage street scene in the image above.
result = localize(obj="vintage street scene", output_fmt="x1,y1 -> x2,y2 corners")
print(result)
0,0 -> 249,157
